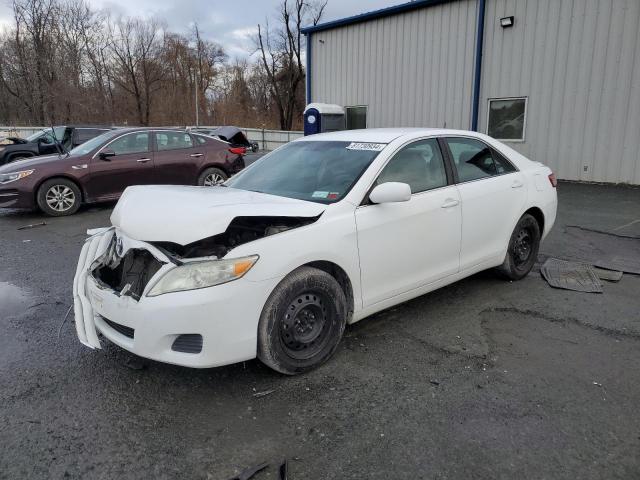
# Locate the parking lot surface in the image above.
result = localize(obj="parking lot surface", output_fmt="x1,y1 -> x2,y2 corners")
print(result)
1,182 -> 639,480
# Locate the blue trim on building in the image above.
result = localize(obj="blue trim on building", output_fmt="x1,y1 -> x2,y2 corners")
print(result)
306,33 -> 312,104
471,0 -> 486,131
301,0 -> 458,34
302,0 -> 486,132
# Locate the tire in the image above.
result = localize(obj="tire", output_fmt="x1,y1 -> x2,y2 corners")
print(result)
198,167 -> 227,186
497,213 -> 541,280
36,178 -> 81,216
258,266 -> 347,375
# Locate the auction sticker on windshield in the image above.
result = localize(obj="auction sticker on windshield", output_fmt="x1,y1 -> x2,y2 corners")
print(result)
345,142 -> 386,151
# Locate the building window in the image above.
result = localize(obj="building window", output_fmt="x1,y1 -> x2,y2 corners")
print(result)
346,106 -> 367,130
487,97 -> 527,141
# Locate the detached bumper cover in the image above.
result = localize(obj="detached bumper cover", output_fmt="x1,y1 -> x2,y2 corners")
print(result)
72,227 -> 115,348
72,228 -> 279,368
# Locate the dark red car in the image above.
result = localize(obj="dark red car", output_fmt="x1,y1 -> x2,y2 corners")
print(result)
0,128 -> 245,216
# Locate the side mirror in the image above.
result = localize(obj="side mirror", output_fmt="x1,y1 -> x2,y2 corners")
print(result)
369,182 -> 411,204
38,137 -> 53,145
99,149 -> 116,160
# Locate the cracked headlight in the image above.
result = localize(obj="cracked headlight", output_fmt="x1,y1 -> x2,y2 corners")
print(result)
0,169 -> 34,184
147,255 -> 259,297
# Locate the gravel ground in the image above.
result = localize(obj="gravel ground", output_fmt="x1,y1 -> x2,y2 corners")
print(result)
1,182 -> 639,480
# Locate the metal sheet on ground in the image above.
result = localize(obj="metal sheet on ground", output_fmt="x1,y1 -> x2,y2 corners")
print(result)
540,258 -> 603,293
592,267 -> 623,282
564,226 -> 640,275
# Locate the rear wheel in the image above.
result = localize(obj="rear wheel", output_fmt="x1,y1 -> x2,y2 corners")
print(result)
37,178 -> 81,216
497,213 -> 541,280
198,167 -> 227,186
258,266 -> 347,375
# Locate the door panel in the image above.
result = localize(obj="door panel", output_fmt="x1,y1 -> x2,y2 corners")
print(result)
444,137 -> 526,269
86,132 -> 154,200
355,138 -> 461,307
153,131 -> 203,185
356,188 -> 462,306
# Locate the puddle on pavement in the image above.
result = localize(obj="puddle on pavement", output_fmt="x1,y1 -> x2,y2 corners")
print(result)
0,281 -> 30,319
0,281 -> 31,364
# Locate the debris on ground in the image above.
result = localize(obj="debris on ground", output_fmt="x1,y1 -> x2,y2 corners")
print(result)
565,226 -> 640,274
17,221 -> 46,230
593,381 -> 603,387
226,462 -> 268,480
540,258 -> 603,293
57,305 -> 73,340
429,379 -> 440,386
278,459 -> 289,480
592,267 -> 623,282
253,389 -> 276,398
123,357 -> 147,370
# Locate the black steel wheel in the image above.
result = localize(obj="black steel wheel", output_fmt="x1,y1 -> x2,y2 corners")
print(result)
497,213 -> 541,280
279,292 -> 334,360
258,266 -> 347,375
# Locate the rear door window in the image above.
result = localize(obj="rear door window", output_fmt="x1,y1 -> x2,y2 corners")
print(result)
156,132 -> 193,151
444,137 -> 514,182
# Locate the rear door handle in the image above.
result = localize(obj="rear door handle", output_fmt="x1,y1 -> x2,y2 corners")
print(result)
190,153 -> 204,158
137,158 -> 151,163
512,179 -> 524,188
441,198 -> 460,208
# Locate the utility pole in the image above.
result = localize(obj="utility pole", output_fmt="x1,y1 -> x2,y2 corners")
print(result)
195,68 -> 199,126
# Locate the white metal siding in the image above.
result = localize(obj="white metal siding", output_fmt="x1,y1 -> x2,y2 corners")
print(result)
479,0 -> 640,183
310,0 -> 478,130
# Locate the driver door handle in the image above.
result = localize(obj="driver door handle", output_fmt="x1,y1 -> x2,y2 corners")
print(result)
511,179 -> 524,188
441,198 -> 460,208
137,158 -> 151,163
190,153 -> 204,158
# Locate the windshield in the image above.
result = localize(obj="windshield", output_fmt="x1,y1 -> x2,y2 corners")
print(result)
226,141 -> 385,204
26,127 -> 66,143
68,130 -> 121,156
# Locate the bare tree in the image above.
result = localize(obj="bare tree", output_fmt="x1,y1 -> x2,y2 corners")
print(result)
0,0 -> 315,130
109,17 -> 164,125
256,0 -> 326,130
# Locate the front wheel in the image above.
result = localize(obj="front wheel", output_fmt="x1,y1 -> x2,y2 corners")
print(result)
258,266 -> 347,375
37,178 -> 81,216
198,167 -> 227,186
497,213 -> 541,280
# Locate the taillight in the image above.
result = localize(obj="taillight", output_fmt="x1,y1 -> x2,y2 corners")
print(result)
228,147 -> 246,155
548,173 -> 557,187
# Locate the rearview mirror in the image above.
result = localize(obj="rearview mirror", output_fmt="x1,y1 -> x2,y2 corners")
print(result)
99,149 -> 116,160
369,182 -> 411,204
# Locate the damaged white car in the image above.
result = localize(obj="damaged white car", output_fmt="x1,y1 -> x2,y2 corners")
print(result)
73,128 -> 557,375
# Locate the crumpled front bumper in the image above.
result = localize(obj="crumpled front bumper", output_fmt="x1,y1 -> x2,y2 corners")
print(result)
72,228 -> 279,368
72,227 -> 115,349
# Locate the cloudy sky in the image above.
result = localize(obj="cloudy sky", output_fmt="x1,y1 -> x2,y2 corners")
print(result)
0,0 -> 403,58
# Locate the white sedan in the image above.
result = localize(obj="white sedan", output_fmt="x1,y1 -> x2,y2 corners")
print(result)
73,128 -> 557,375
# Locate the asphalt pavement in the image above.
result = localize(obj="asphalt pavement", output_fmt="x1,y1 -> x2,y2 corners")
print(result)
1,182 -> 639,479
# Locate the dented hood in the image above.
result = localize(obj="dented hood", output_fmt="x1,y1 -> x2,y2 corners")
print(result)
111,185 -> 326,245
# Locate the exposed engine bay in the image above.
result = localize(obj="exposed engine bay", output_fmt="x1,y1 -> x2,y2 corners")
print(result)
92,247 -> 163,300
151,215 -> 320,259
90,215 -> 320,300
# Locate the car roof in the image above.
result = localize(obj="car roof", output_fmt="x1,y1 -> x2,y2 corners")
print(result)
295,128 -> 487,143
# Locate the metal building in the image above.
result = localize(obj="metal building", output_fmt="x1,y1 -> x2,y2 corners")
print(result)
302,0 -> 640,184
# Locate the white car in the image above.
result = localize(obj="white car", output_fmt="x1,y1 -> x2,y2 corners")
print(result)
73,128 -> 557,375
